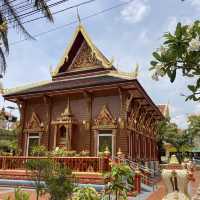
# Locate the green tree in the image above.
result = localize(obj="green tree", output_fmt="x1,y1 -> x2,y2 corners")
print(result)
156,118 -> 178,163
0,0 -> 53,76
73,187 -> 100,200
164,129 -> 191,162
150,21 -> 200,101
45,164 -> 75,200
156,118 -> 193,163
102,163 -> 133,200
26,158 -> 53,200
187,114 -> 200,144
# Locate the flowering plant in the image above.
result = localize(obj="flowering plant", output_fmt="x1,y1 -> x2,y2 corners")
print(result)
150,21 -> 200,101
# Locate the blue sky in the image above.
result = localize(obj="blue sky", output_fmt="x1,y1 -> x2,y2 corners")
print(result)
2,0 -> 200,128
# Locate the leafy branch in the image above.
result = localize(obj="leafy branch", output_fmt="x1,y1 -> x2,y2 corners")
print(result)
150,21 -> 200,101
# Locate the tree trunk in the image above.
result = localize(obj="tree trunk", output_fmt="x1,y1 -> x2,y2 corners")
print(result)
157,142 -> 162,163
176,148 -> 182,164
36,189 -> 39,200
115,190 -> 118,200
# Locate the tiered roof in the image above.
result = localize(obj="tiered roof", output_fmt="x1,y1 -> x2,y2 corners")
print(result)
4,24 -> 164,120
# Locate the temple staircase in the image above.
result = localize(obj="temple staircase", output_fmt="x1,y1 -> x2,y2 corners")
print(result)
113,156 -> 161,190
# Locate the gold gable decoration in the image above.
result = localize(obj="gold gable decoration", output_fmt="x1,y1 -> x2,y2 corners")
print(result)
69,40 -> 102,69
94,105 -> 117,128
25,112 -> 45,132
53,25 -> 112,76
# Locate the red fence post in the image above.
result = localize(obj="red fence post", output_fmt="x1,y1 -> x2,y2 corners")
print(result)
134,169 -> 141,193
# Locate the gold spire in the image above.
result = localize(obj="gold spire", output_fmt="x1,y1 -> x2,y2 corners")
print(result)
49,65 -> 53,76
62,96 -> 72,117
133,63 -> 139,78
76,7 -> 81,24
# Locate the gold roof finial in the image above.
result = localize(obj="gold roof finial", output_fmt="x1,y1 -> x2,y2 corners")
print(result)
65,96 -> 72,116
133,63 -> 139,78
49,65 -> 53,76
110,56 -> 115,65
76,7 -> 81,24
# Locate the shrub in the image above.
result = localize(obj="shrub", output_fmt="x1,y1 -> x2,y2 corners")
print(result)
31,145 -> 48,157
4,187 -> 30,200
102,163 -> 134,200
73,187 -> 100,200
45,164 -> 76,200
52,147 -> 77,157
79,150 -> 90,157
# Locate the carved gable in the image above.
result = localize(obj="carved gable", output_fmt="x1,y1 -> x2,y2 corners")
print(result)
94,105 -> 116,127
69,40 -> 102,69
26,112 -> 44,132
53,25 -> 113,76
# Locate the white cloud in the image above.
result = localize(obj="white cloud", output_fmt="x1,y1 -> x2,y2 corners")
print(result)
190,0 -> 200,10
171,114 -> 188,129
121,0 -> 150,23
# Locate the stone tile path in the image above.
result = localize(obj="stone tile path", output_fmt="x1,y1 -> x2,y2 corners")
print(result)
0,170 -> 199,200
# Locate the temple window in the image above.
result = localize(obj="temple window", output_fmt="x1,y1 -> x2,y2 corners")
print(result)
98,130 -> 113,155
59,125 -> 67,146
60,126 -> 66,138
27,133 -> 40,156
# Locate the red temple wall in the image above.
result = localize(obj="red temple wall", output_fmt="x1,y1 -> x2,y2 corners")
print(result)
20,93 -> 157,160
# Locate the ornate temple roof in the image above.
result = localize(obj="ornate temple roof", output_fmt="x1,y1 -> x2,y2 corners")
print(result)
52,24 -> 115,78
3,24 -> 164,119
4,24 -> 137,97
5,75 -> 132,96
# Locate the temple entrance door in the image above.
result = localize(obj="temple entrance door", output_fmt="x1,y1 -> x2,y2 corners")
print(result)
58,126 -> 67,147
97,130 -> 113,156
26,133 -> 40,156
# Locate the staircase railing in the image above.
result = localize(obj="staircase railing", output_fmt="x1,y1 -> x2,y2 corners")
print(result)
113,156 -> 160,192
113,156 -> 160,176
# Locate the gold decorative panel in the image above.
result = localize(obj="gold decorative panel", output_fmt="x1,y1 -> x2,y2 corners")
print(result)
25,112 -> 45,132
70,41 -> 102,69
94,105 -> 117,128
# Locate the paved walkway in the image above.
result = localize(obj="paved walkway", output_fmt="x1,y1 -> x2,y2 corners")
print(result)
0,170 -> 199,200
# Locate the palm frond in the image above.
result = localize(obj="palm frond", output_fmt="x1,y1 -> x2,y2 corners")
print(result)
3,0 -> 35,40
0,46 -> 7,76
1,31 -> 9,55
34,0 -> 54,22
0,11 -> 9,54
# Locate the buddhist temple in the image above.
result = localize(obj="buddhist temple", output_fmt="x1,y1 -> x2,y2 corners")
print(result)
3,24 -> 164,163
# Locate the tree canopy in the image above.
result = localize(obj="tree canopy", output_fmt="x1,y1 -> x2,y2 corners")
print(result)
156,117 -> 192,162
187,114 -> 200,143
150,21 -> 200,101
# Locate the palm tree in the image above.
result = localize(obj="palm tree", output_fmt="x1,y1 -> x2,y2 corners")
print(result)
0,0 -> 53,77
